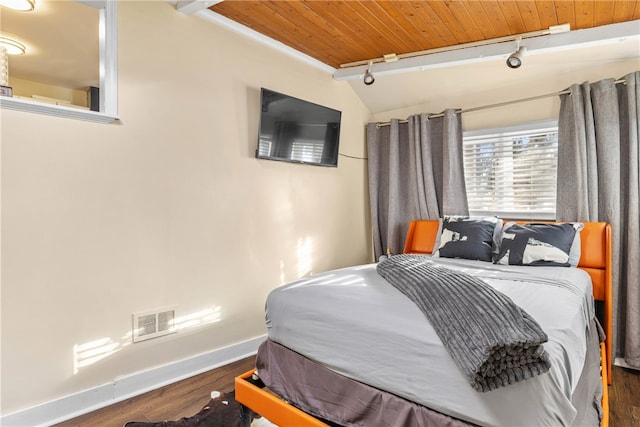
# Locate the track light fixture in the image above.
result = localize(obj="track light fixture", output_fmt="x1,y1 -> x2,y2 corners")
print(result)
507,46 -> 527,68
506,38 -> 527,69
363,61 -> 375,85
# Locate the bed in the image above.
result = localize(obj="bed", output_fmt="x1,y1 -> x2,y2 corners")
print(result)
235,220 -> 611,427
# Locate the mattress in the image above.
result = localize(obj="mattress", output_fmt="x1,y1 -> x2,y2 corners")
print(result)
257,326 -> 602,427
261,257 -> 600,426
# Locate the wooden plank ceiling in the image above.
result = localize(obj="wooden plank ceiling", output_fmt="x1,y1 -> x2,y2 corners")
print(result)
210,0 -> 640,69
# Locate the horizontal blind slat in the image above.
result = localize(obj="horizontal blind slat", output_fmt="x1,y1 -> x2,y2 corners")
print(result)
463,128 -> 558,217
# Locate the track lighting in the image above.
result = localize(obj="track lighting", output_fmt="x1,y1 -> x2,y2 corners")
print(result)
507,38 -> 526,69
507,46 -> 527,68
363,61 -> 375,85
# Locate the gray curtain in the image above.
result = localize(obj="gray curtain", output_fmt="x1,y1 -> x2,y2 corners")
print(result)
367,110 -> 468,259
557,71 -> 640,369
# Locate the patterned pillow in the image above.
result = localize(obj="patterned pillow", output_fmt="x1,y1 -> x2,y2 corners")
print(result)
495,223 -> 581,266
434,216 -> 500,262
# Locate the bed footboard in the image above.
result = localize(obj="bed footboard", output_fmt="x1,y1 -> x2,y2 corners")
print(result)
236,361 -> 609,427
235,369 -> 329,427
601,342 -> 610,427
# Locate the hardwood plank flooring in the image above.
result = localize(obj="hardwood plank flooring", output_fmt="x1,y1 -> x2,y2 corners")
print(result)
54,356 -> 256,427
56,360 -> 639,427
610,365 -> 640,427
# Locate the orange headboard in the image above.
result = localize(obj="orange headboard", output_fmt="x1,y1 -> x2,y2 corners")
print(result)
403,219 -> 612,382
403,220 -> 441,255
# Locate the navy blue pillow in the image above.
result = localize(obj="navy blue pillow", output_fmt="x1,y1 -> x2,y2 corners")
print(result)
494,223 -> 578,266
435,217 -> 496,261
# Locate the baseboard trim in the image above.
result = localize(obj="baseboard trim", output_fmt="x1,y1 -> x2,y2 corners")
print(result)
1,335 -> 265,427
614,356 -> 640,370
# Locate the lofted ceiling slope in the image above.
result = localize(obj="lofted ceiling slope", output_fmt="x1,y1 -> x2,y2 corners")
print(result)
209,0 -> 640,69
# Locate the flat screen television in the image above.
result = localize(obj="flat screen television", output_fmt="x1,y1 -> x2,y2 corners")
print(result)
256,88 -> 342,167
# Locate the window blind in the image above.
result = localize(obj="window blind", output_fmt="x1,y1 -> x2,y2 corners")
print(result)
463,126 -> 558,219
257,138 -> 325,163
291,139 -> 324,163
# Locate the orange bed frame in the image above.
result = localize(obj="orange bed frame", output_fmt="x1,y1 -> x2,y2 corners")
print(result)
236,220 -> 612,427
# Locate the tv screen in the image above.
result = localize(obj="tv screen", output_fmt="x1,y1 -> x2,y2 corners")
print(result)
256,88 -> 342,167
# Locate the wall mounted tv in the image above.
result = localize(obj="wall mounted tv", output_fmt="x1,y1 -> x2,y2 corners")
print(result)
256,88 -> 342,167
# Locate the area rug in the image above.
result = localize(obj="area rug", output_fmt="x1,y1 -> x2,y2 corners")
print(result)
124,390 -> 276,427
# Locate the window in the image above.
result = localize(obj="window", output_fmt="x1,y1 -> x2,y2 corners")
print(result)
0,0 -> 117,123
463,121 -> 558,220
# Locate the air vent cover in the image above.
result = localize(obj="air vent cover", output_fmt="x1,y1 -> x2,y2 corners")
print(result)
133,308 -> 177,343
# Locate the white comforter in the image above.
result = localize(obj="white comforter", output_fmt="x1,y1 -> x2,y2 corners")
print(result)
265,257 -> 596,426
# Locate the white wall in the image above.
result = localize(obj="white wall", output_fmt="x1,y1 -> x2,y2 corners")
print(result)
0,1 -> 371,417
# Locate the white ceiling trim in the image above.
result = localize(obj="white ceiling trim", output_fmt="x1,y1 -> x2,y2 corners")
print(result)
334,20 -> 640,81
194,8 -> 336,75
176,0 -> 222,15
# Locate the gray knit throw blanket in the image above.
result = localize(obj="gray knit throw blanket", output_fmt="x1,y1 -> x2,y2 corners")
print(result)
377,254 -> 550,392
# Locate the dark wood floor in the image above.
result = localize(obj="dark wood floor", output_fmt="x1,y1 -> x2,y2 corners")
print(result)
609,365 -> 640,427
57,358 -> 639,427
54,356 -> 256,427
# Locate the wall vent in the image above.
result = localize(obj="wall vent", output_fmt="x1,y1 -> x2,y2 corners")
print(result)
133,308 -> 177,343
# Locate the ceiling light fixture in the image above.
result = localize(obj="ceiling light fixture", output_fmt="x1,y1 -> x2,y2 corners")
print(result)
0,0 -> 35,11
0,36 -> 26,55
340,24 -> 570,69
334,22 -> 638,82
363,61 -> 375,85
506,46 -> 527,68
506,37 -> 527,69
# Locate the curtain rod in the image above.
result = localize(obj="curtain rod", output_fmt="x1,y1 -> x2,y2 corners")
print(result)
375,78 -> 627,128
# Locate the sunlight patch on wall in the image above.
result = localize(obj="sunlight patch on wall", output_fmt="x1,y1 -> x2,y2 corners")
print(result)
279,260 -> 286,285
73,338 -> 121,374
278,237 -> 315,285
174,306 -> 222,331
297,236 -> 313,277
73,306 -> 223,374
